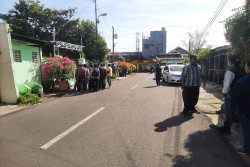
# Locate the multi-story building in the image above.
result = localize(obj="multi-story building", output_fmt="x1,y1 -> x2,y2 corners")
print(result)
142,27 -> 167,59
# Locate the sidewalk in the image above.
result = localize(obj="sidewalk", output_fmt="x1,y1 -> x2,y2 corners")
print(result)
0,76 -> 128,117
197,82 -> 250,166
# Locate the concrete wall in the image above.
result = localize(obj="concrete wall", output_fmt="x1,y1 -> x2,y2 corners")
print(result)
12,43 -> 42,87
0,23 -> 19,103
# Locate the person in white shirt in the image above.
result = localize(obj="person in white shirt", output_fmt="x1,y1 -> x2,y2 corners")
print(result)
216,55 -> 245,133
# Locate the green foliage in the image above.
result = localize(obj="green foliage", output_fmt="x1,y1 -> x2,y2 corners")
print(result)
118,56 -> 125,62
111,73 -> 117,80
17,93 -> 41,105
224,3 -> 250,62
183,58 -> 190,65
196,46 -> 211,64
0,0 -> 108,62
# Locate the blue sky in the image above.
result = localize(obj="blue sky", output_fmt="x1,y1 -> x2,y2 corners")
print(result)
0,0 -> 246,52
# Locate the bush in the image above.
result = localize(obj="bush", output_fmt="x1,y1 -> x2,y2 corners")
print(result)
17,93 -> 41,106
42,57 -> 76,81
111,73 -> 117,79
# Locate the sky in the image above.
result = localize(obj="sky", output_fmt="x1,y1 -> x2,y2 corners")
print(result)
0,0 -> 246,53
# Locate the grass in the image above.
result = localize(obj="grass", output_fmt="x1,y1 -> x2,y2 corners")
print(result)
17,93 -> 41,106
208,103 -> 217,109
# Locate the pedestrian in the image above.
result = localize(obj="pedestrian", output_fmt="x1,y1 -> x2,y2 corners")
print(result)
155,64 -> 162,86
122,66 -> 127,77
75,64 -> 86,92
215,99 -> 226,114
92,64 -> 100,91
216,55 -> 245,133
84,64 -> 89,91
232,61 -> 250,154
99,64 -> 107,89
180,55 -> 206,115
107,64 -> 112,88
88,64 -> 94,91
116,66 -> 120,79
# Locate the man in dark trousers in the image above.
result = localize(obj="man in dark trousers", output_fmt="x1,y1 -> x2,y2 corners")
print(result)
92,64 -> 100,91
180,55 -> 206,115
99,64 -> 107,90
75,64 -> 86,92
217,55 -> 245,133
232,61 -> 250,154
155,64 -> 162,86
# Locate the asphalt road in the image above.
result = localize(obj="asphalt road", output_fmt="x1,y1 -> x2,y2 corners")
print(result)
0,73 -> 247,167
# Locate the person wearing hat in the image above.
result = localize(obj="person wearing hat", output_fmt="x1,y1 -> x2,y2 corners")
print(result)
216,55 -> 245,133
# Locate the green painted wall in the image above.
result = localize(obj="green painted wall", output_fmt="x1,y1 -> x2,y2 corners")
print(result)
160,59 -> 184,65
12,43 -> 42,87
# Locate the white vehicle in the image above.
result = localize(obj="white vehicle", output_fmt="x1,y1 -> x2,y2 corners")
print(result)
162,64 -> 184,84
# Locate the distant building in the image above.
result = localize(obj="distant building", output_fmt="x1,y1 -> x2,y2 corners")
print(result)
157,46 -> 189,66
142,28 -> 167,59
108,52 -> 143,62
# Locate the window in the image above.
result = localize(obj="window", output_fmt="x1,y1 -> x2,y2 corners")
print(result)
144,44 -> 150,49
13,50 -> 22,63
32,52 -> 38,63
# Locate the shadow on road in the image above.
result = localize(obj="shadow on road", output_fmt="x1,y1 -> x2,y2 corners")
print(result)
170,128 -> 247,167
154,114 -> 194,132
160,81 -> 181,87
144,86 -> 158,88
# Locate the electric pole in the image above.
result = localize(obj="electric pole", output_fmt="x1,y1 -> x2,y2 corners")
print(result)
112,26 -> 114,62
94,0 -> 98,39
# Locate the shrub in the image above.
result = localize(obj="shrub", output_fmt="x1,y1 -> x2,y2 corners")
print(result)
42,57 -> 76,81
17,93 -> 41,106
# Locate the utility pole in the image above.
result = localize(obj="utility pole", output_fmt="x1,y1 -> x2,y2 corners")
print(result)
112,26 -> 114,62
53,27 -> 56,57
189,39 -> 191,52
94,0 -> 98,39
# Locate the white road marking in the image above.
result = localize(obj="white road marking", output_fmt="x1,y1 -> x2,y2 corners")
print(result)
131,84 -> 139,90
145,75 -> 153,80
40,107 -> 105,150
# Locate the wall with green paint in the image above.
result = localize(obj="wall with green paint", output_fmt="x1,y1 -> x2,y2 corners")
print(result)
12,43 -> 42,87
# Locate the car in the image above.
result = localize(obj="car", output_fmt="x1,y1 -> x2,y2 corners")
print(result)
162,64 -> 184,84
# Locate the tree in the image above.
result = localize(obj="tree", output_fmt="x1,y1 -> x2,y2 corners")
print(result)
118,56 -> 125,61
182,30 -> 208,54
196,46 -> 211,64
224,2 -> 250,62
0,0 -> 108,62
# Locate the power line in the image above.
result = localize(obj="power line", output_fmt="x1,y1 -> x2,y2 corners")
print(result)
201,0 -> 228,37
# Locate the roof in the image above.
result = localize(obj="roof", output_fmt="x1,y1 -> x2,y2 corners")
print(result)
11,33 -> 45,46
168,47 -> 188,54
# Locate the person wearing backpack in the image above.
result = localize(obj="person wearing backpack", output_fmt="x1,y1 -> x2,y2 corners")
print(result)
92,64 -> 100,91
99,64 -> 107,89
107,64 -> 112,88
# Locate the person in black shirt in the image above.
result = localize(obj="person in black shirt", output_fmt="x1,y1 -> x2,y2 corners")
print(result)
155,64 -> 162,86
232,61 -> 250,154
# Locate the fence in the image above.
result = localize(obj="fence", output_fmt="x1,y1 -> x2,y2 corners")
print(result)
201,46 -> 231,85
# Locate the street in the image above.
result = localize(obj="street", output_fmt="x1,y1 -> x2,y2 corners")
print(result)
0,73 -> 246,167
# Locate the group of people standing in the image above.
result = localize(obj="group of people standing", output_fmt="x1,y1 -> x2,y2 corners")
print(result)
216,55 -> 250,155
179,54 -> 250,155
75,63 -> 112,92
